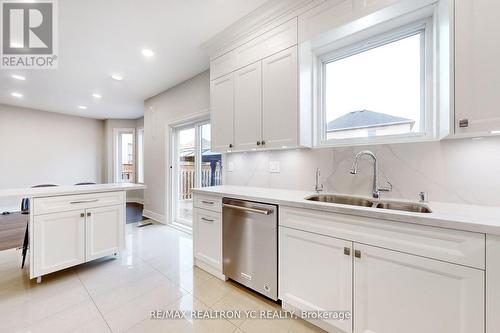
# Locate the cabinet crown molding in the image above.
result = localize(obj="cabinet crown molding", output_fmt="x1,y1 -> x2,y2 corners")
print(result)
200,0 -> 321,58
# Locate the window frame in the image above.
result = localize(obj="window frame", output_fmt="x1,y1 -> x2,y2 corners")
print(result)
113,128 -> 136,183
315,18 -> 434,147
137,127 -> 144,184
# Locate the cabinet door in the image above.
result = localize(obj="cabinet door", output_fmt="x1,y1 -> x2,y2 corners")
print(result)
210,73 -> 234,152
455,0 -> 500,135
33,210 -> 85,276
262,46 -> 298,148
353,243 -> 484,333
193,209 -> 222,271
86,205 -> 124,261
280,227 -> 352,333
234,61 -> 262,150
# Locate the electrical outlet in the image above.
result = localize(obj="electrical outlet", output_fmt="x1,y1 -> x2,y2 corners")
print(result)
228,162 -> 234,172
269,161 -> 280,173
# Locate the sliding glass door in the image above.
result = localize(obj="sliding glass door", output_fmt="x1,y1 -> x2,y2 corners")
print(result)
171,121 -> 222,229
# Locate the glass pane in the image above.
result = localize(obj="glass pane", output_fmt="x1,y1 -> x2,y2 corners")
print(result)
177,126 -> 195,224
119,133 -> 134,182
201,123 -> 222,187
324,33 -> 422,140
137,129 -> 144,183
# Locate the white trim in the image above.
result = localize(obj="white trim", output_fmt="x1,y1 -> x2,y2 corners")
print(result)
142,209 -> 165,224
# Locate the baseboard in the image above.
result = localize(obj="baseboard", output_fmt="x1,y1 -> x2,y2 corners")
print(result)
194,259 -> 226,281
142,209 -> 165,224
126,197 -> 144,204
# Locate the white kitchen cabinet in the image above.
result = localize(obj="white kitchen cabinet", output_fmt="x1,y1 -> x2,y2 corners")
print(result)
193,206 -> 223,276
210,73 -> 234,151
33,210 -> 86,276
486,235 -> 500,333
262,46 -> 298,149
234,61 -> 262,150
280,226 -> 352,333
455,0 -> 500,135
353,243 -> 484,333
86,205 -> 124,261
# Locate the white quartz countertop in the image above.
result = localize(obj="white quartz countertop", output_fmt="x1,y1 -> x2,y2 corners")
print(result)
193,185 -> 500,235
0,183 -> 146,199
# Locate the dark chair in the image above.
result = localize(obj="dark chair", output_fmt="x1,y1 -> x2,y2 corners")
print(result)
21,184 -> 58,268
74,182 -> 97,185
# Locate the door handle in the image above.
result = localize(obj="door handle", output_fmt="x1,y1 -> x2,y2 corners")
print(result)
223,203 -> 273,215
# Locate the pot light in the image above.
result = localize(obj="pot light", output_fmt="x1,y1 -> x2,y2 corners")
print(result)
92,93 -> 102,99
11,92 -> 23,98
78,105 -> 87,110
141,49 -> 154,57
490,130 -> 500,135
111,74 -> 123,81
11,74 -> 26,81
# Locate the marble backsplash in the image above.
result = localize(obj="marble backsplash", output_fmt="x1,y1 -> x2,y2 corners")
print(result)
223,136 -> 500,206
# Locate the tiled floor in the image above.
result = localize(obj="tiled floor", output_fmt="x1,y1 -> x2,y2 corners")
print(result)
0,221 -> 325,333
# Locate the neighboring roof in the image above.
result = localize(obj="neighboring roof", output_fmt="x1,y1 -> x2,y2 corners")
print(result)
327,110 -> 415,132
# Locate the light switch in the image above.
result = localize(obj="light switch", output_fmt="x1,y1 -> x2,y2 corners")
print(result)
269,161 -> 280,173
228,162 -> 234,172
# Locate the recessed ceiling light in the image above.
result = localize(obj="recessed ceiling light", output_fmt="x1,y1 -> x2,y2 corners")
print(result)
92,93 -> 102,99
78,105 -> 87,110
141,49 -> 154,57
111,74 -> 123,81
11,74 -> 26,81
11,92 -> 23,98
490,130 -> 500,135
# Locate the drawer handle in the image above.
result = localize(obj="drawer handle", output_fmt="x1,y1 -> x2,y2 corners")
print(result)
201,200 -> 214,205
201,217 -> 214,223
70,199 -> 99,204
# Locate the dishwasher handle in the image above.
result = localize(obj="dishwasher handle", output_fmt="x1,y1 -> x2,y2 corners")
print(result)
223,203 -> 273,215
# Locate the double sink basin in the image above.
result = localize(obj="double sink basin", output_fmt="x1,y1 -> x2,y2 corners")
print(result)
306,194 -> 432,213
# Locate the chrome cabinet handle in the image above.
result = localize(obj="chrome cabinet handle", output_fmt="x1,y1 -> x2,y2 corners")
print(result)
70,199 -> 98,204
223,203 -> 273,215
201,200 -> 214,205
201,217 -> 214,223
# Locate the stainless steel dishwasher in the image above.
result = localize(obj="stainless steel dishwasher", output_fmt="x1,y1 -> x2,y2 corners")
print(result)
222,197 -> 278,300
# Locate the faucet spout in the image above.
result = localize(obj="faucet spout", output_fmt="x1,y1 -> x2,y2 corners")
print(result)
350,150 -> 391,199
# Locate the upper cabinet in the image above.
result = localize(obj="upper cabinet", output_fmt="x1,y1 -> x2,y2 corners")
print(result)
454,0 -> 500,136
210,73 -> 234,151
210,19 -> 311,152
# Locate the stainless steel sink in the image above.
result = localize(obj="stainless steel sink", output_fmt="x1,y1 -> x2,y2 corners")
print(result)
305,194 -> 432,213
305,194 -> 373,207
375,202 -> 432,213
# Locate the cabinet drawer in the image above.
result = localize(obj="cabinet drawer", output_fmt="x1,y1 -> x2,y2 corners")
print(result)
34,191 -> 125,215
193,193 -> 222,213
280,207 -> 485,269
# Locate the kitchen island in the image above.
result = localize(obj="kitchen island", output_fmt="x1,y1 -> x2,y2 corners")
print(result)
0,183 -> 145,282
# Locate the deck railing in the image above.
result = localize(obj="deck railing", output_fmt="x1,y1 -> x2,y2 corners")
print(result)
179,164 -> 221,200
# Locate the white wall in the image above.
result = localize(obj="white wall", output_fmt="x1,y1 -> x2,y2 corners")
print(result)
143,71 -> 210,223
224,136 -> 500,206
0,104 -> 105,210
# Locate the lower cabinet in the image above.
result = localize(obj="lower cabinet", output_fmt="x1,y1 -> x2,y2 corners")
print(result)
280,226 -> 485,333
33,204 -> 125,278
193,207 -> 223,275
280,227 -> 353,333
33,210 -> 86,276
86,205 -> 124,261
353,243 -> 484,333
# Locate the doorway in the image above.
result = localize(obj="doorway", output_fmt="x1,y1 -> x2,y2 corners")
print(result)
171,120 -> 222,229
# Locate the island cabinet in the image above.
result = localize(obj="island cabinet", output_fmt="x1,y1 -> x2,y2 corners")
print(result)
279,206 -> 485,333
31,191 -> 125,280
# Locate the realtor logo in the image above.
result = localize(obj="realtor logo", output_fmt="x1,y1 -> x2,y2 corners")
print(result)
1,0 -> 58,69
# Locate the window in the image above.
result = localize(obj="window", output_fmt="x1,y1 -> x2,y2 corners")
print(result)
319,24 -> 429,145
137,128 -> 144,183
114,129 -> 135,183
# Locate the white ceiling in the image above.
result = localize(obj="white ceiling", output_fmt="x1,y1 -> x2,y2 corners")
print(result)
0,0 -> 268,119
